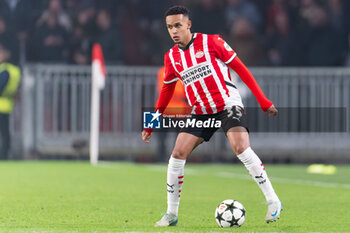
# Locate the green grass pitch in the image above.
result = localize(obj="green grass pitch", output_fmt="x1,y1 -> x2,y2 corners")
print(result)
0,161 -> 349,232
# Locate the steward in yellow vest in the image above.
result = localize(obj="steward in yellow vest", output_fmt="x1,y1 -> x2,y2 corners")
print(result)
0,63 -> 21,113
0,54 -> 21,159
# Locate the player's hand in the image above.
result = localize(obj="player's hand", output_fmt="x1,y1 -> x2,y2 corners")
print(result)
142,130 -> 152,143
266,104 -> 278,117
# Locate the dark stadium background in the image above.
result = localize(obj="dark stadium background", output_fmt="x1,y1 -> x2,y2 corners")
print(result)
1,0 -> 350,162
1,0 -> 349,67
0,1 -> 350,232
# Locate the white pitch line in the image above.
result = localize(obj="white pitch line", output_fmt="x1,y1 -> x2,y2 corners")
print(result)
139,165 -> 350,189
95,161 -> 124,168
145,165 -> 167,172
146,165 -> 198,175
217,172 -> 350,189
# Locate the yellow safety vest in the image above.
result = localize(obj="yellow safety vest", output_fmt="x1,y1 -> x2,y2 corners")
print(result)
0,63 -> 21,113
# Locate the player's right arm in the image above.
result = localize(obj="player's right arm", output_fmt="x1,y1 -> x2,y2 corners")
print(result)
142,53 -> 179,143
142,82 -> 176,143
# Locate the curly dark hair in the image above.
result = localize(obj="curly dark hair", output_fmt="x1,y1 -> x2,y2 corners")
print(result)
165,5 -> 190,18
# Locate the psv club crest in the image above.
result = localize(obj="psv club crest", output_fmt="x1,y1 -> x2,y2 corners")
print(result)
195,50 -> 204,58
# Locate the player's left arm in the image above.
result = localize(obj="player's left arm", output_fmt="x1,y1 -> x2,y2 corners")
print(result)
228,57 -> 277,116
210,35 -> 277,116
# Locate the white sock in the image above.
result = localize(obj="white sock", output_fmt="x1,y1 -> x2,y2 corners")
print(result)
237,147 -> 279,202
166,156 -> 186,216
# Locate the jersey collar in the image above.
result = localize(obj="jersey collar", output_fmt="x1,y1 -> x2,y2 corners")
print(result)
178,33 -> 197,51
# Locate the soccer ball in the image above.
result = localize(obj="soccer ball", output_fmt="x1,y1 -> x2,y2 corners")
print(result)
215,199 -> 246,228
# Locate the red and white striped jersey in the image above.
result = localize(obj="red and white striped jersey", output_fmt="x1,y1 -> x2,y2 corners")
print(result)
163,33 -> 243,115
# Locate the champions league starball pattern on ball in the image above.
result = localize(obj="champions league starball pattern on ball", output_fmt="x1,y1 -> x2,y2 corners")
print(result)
215,199 -> 246,228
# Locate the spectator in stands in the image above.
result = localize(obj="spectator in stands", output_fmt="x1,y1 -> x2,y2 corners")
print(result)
69,25 -> 91,65
227,17 -> 264,66
0,0 -> 44,61
135,0 -> 174,65
67,1 -> 97,65
36,0 -> 72,32
327,0 -> 347,61
297,0 -> 318,30
75,0 -> 97,39
95,9 -> 123,64
119,0 -> 149,65
0,16 -> 18,65
265,0 -> 286,34
31,10 -> 68,63
0,1 -> 20,64
327,0 -> 344,30
265,9 -> 303,66
0,0 -> 348,67
224,0 -> 262,33
64,0 -> 82,21
300,5 -> 345,66
95,0 -> 124,14
191,0 -> 226,34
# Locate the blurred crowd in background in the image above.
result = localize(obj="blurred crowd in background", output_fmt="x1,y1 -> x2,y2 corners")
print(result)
0,0 -> 350,67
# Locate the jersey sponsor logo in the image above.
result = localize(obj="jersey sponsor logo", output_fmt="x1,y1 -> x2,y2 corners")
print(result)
224,42 -> 233,51
180,62 -> 213,86
195,50 -> 204,58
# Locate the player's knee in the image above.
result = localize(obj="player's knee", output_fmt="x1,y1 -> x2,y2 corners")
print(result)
233,144 -> 249,155
171,150 -> 188,160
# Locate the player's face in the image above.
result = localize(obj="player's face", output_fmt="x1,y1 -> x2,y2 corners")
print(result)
165,14 -> 192,47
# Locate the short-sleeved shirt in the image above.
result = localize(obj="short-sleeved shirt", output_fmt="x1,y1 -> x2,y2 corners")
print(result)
163,33 -> 243,115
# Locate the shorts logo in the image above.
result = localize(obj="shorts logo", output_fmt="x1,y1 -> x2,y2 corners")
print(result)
143,110 -> 161,129
195,50 -> 204,58
227,106 -> 243,121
